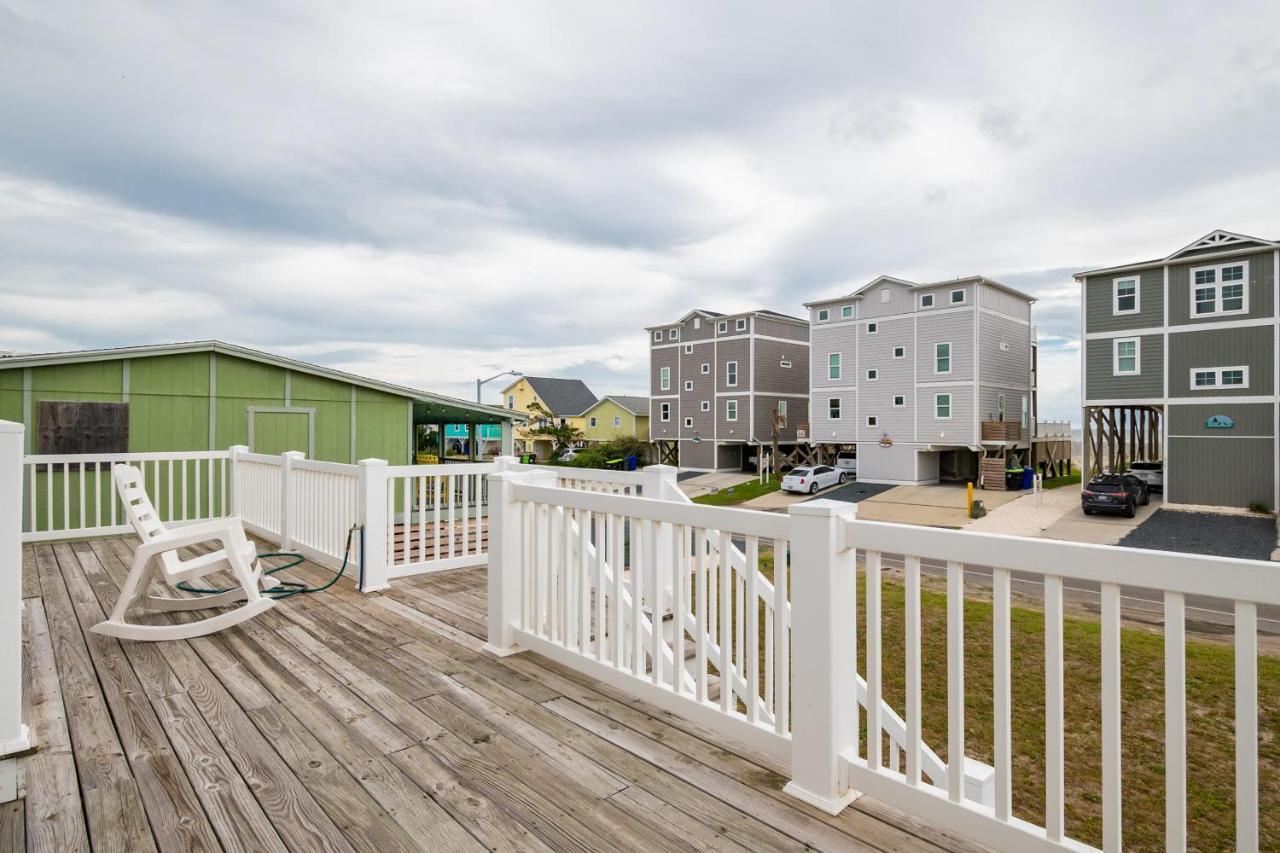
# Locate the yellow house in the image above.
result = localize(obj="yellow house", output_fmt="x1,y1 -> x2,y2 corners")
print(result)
580,396 -> 649,443
499,375 -> 598,460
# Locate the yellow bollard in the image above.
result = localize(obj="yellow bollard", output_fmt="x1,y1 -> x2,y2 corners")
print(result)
966,481 -> 974,517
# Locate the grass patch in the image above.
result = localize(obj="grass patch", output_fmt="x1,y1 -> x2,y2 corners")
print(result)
738,556 -> 1278,850
692,474 -> 781,506
1043,470 -> 1082,490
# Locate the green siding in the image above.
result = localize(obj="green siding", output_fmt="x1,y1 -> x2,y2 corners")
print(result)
28,362 -> 125,453
130,353 -> 211,451
214,356 -> 286,449
290,371 -> 352,462
252,410 -> 311,455
0,369 -> 21,423
357,388 -> 410,463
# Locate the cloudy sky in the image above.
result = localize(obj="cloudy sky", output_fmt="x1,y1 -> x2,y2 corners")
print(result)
2,3 -> 1279,421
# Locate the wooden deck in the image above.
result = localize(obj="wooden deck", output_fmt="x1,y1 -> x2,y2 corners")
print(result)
4,536 -> 986,852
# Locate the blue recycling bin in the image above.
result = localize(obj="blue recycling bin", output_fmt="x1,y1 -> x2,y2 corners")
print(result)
1022,466 -> 1034,489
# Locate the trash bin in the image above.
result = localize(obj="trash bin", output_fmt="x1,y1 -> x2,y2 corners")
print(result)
1005,468 -> 1023,490
1022,466 -> 1035,490
624,454 -> 638,471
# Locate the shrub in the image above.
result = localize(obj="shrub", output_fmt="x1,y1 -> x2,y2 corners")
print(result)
1247,500 -> 1273,515
567,437 -> 651,470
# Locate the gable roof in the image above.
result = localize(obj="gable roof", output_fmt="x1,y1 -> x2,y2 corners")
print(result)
0,340 -> 520,422
584,395 -> 649,416
646,308 -> 803,330
1074,229 -> 1280,280
912,275 -> 1037,303
804,275 -> 917,307
516,376 -> 598,416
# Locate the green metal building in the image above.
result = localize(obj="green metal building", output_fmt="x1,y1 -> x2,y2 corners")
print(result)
0,341 -> 519,461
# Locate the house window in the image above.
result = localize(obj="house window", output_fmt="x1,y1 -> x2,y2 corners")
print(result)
866,415 -> 878,427
726,400 -> 738,421
693,318 -> 701,329
736,318 -> 747,331
669,328 -> 680,340
1020,396 -> 1029,429
1113,338 -> 1139,375
684,417 -> 693,428
935,342 -> 951,374
880,288 -> 890,303
893,395 -> 905,407
828,398 -> 841,419
684,344 -> 693,354
777,400 -> 787,423
725,361 -> 738,387
936,394 -> 952,419
780,359 -> 792,368
684,380 -> 693,391
951,289 -> 965,304
841,305 -> 853,319
589,416 -> 598,427
866,368 -> 878,381
718,321 -> 728,334
818,308 -> 830,322
701,363 -> 710,374
700,401 -> 710,412
660,403 -> 671,421
614,416 -> 622,427
997,394 -> 1006,421
920,293 -> 934,308
1189,366 -> 1249,389
507,395 -> 514,409
1114,276 -> 1139,314
1191,261 -> 1249,316
660,366 -> 670,390
893,345 -> 905,359
828,353 -> 841,380
867,322 -> 878,334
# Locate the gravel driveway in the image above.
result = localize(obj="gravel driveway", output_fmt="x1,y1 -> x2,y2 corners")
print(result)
1117,509 -> 1277,560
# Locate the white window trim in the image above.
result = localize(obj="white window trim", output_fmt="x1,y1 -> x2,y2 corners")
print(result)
866,415 -> 878,426
1188,365 -> 1250,390
841,305 -> 854,319
1113,337 -> 1141,376
1190,259 -> 1250,317
684,380 -> 693,391
828,398 -> 842,420
684,417 -> 694,428
700,400 -> 710,412
589,416 -> 597,427
817,308 -> 830,322
725,360 -> 738,387
1113,275 -> 1140,315
879,288 -> 890,303
613,415 -> 622,427
653,331 -> 662,342
735,318 -> 747,331
893,395 -> 905,407
725,400 -> 738,421
701,362 -> 710,374
660,403 -> 671,422
950,288 -> 966,305
828,352 -> 842,380
893,345 -> 905,359
660,366 -> 671,390
919,293 -> 934,308
866,368 -> 878,381
780,359 -> 792,369
693,318 -> 701,330
867,322 -> 878,334
998,394 -> 1006,421
935,393 -> 952,420
718,321 -> 728,334
935,341 -> 952,375
669,328 -> 680,340
684,344 -> 693,354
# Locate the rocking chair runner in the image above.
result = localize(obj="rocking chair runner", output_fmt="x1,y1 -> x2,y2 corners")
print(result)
91,464 -> 281,641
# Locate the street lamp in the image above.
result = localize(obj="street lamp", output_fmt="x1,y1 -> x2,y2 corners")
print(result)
477,370 -> 521,404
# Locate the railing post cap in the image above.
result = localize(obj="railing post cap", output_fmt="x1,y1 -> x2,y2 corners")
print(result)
357,457 -> 389,467
643,464 -> 678,474
282,450 -> 306,459
0,421 -> 23,434
788,498 -> 856,519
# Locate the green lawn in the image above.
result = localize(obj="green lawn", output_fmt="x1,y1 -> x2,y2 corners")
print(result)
692,474 -> 781,506
734,556 -> 1278,850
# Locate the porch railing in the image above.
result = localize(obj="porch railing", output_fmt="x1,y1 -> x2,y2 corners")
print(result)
485,469 -> 1278,853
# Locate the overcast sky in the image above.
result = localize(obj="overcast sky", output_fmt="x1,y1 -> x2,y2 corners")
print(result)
2,3 -> 1279,422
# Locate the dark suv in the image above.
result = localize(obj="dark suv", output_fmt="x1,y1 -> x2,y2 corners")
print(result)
1082,474 -> 1150,518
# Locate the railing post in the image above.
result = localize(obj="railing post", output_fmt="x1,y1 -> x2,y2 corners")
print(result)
279,450 -> 305,549
228,445 -> 248,518
483,467 -> 554,656
0,420 -> 31,758
357,457 -> 390,592
784,498 -> 861,815
642,463 -> 678,501
494,455 -> 520,473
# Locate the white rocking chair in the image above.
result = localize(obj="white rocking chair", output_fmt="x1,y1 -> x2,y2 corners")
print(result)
91,463 -> 280,641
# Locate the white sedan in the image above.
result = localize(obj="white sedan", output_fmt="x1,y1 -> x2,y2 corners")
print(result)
781,465 -> 847,494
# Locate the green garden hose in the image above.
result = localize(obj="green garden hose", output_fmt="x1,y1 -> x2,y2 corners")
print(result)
177,523 -> 361,600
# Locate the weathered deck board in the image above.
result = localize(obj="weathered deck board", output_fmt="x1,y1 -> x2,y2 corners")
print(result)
15,537 -> 978,853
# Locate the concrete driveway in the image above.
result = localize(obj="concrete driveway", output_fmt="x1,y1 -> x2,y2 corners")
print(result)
676,471 -> 756,499
853,483 -> 1024,527
1039,495 -> 1162,544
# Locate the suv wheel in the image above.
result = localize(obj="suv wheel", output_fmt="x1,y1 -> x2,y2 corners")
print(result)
1125,500 -> 1136,519
838,472 -> 848,484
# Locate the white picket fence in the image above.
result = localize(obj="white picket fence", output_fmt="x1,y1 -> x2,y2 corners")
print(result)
485,468 -> 1278,853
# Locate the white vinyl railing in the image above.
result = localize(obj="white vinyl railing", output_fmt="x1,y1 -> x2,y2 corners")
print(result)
21,450 -> 232,542
381,462 -> 496,578
486,473 -> 1278,853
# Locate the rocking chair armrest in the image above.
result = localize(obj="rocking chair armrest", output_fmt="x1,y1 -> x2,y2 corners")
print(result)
136,518 -> 249,563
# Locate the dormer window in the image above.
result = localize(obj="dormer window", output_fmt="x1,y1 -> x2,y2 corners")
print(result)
920,293 -> 934,308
